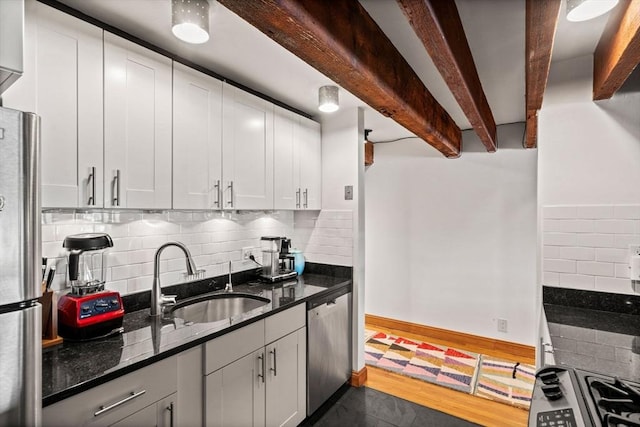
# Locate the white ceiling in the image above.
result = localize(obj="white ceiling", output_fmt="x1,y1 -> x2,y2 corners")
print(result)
56,0 -> 618,147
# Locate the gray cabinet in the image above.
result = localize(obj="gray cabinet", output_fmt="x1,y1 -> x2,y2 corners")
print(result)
110,393 -> 176,427
43,356 -> 177,426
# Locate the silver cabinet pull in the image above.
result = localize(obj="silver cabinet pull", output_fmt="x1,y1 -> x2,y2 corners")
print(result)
94,390 -> 146,417
227,181 -> 234,207
87,166 -> 96,206
270,348 -> 277,376
214,180 -> 221,208
258,353 -> 265,383
295,188 -> 301,209
303,188 -> 308,208
112,169 -> 121,207
166,402 -> 174,427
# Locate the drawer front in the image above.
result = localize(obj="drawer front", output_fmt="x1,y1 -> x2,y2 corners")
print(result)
205,320 -> 265,374
265,304 -> 305,345
43,356 -> 177,426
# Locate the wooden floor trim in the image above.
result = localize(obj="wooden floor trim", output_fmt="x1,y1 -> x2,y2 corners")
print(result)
366,314 -> 535,363
349,366 -> 368,387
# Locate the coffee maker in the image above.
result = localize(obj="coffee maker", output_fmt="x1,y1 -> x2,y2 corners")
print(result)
58,233 -> 124,340
259,236 -> 297,282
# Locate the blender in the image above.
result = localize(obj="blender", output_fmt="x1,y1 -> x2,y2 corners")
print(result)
57,233 -> 124,340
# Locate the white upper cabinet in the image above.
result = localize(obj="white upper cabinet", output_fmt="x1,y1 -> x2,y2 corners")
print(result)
2,2 -> 103,208
222,83 -> 274,210
274,107 -> 298,209
274,109 -> 322,210
104,32 -> 172,209
298,116 -> 322,210
172,62 -> 223,210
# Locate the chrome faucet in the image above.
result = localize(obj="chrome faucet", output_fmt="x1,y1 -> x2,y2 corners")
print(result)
150,241 -> 197,317
225,260 -> 233,292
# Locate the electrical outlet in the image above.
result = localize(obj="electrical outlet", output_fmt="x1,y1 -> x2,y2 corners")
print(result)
241,247 -> 253,260
497,318 -> 508,333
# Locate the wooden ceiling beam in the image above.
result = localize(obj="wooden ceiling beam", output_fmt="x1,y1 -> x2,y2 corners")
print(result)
397,0 -> 497,153
525,0 -> 562,148
217,0 -> 462,158
593,0 -> 640,100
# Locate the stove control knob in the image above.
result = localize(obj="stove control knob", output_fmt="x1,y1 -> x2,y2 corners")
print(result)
539,371 -> 560,385
541,384 -> 563,401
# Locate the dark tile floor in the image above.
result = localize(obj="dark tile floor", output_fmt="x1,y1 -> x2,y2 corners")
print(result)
304,386 -> 480,427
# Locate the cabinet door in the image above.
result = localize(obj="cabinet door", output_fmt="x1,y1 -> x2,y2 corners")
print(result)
265,328 -> 306,427
298,117 -> 322,210
205,349 -> 266,427
2,2 -> 103,208
173,62 -> 223,210
273,107 -> 298,210
109,393 -> 176,427
222,83 -> 274,210
104,32 -> 172,209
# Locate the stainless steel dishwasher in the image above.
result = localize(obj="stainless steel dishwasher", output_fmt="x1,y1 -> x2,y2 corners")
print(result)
307,286 -> 352,416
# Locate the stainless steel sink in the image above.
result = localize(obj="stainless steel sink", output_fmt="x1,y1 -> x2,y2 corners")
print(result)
170,293 -> 270,324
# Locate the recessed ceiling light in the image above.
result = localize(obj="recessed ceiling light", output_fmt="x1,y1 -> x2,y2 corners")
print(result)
566,0 -> 619,22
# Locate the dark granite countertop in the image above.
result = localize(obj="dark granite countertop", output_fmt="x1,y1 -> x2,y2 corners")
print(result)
544,303 -> 640,381
42,273 -> 351,406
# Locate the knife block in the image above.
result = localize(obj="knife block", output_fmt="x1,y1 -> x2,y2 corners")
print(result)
39,290 -> 62,348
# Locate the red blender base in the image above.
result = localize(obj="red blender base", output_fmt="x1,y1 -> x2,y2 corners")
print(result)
58,291 -> 124,340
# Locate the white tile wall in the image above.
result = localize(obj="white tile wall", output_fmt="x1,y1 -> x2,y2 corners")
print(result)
42,209 -> 355,296
293,210 -> 354,267
542,205 -> 640,295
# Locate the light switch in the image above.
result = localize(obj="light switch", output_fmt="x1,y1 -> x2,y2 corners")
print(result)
344,185 -> 353,200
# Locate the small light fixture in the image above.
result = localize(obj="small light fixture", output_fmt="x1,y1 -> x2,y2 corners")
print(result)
318,85 -> 340,113
172,0 -> 210,44
566,0 -> 618,22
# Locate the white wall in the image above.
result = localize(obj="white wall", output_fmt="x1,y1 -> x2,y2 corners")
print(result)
319,107 -> 366,372
538,55 -> 640,295
365,123 -> 538,346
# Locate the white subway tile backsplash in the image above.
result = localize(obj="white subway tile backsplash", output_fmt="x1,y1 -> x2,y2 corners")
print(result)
592,220 -> 636,234
544,233 -> 577,246
544,246 -> 560,259
577,261 -> 614,277
558,274 -> 595,290
544,206 -> 577,219
576,205 -> 614,219
558,247 -> 595,261
544,259 -> 576,273
544,220 -> 593,233
615,263 -> 631,279
614,205 -> 640,220
543,271 -> 560,285
595,248 -> 628,263
576,233 -> 615,248
595,277 -> 633,294
40,209 -> 349,297
613,234 -> 640,249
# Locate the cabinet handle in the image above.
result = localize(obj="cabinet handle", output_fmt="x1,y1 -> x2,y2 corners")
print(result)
87,166 -> 96,206
213,180 -> 221,208
303,188 -> 308,208
270,348 -> 277,376
93,390 -> 146,417
295,188 -> 301,209
112,169 -> 121,207
227,181 -> 234,207
258,353 -> 265,383
166,402 -> 174,427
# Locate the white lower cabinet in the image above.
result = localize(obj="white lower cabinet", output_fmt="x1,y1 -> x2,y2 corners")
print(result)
204,305 -> 307,427
42,356 -> 177,427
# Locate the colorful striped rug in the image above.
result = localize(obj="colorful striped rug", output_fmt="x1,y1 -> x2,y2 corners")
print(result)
364,330 -> 535,409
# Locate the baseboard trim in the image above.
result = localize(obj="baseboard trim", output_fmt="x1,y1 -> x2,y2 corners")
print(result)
350,367 -> 368,387
365,314 -> 535,362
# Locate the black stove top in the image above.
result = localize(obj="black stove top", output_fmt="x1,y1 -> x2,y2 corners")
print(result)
530,366 -> 640,427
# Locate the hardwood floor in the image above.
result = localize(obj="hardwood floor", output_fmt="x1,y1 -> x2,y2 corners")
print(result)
364,322 -> 533,427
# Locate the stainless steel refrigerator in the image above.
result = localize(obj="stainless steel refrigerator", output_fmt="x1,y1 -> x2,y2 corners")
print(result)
0,106 -> 42,426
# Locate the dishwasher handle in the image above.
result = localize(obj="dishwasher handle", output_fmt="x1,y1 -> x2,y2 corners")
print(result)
307,286 -> 351,310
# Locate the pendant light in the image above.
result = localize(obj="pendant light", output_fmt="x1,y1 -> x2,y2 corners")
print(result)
318,85 -> 340,113
172,0 -> 210,44
566,0 -> 619,22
